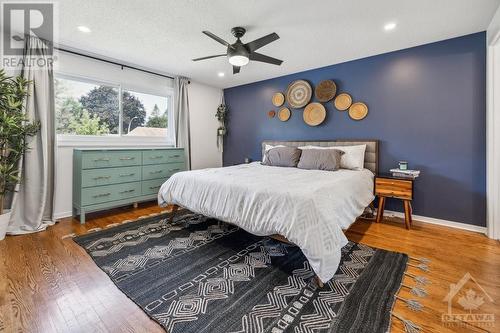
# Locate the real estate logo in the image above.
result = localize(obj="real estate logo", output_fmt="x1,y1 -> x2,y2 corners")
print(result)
442,273 -> 495,328
1,1 -> 57,70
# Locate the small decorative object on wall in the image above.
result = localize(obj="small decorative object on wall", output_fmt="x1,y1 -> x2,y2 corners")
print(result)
278,107 -> 291,121
268,110 -> 276,118
303,102 -> 326,126
348,102 -> 368,120
215,95 -> 227,151
272,92 -> 285,107
315,80 -> 337,102
334,93 -> 352,111
286,80 -> 312,108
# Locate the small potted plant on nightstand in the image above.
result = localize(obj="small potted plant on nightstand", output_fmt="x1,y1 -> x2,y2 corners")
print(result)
0,69 -> 39,240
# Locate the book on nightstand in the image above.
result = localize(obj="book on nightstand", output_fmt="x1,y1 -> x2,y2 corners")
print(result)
389,169 -> 420,179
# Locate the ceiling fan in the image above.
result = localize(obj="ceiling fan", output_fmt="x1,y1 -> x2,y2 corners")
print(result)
193,27 -> 283,74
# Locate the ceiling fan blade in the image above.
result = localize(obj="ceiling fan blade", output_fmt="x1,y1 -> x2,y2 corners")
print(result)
192,54 -> 226,61
202,31 -> 232,48
249,52 -> 283,66
233,66 -> 241,74
245,32 -> 279,52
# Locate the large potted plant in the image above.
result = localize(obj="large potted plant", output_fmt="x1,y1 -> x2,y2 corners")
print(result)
0,69 -> 39,240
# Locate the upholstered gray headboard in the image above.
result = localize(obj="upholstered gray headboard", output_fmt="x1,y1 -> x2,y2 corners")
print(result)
262,140 -> 379,174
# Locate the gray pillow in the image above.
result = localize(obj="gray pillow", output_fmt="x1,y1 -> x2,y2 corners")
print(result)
262,146 -> 302,167
297,148 -> 344,171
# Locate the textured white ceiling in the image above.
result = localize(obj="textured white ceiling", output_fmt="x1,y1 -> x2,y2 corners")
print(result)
53,0 -> 500,88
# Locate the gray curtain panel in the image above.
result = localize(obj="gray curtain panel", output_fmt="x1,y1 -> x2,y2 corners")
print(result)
8,36 -> 55,234
174,76 -> 191,169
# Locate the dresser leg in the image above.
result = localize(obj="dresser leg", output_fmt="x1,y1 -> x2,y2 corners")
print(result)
376,197 -> 386,223
80,209 -> 86,225
403,200 -> 411,230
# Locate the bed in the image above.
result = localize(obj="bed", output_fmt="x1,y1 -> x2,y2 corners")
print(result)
158,140 -> 378,284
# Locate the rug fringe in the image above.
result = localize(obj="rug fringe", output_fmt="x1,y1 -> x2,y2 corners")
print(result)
402,284 -> 428,298
87,227 -> 102,233
409,256 -> 431,264
395,296 -> 423,312
61,233 -> 76,240
407,262 -> 429,272
392,313 -> 421,333
404,272 -> 431,286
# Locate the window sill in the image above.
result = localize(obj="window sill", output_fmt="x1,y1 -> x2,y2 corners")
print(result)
56,135 -> 175,148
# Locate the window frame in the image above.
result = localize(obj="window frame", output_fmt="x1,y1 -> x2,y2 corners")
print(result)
55,72 -> 175,147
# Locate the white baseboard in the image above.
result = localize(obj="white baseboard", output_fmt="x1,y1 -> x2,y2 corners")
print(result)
384,210 -> 487,234
54,211 -> 73,220
52,208 -> 487,235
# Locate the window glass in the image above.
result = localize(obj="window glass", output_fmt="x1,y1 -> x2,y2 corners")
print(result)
55,77 -> 119,135
123,90 -> 170,137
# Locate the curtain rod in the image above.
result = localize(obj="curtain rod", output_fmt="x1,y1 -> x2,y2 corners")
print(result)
13,35 -> 189,83
57,47 -> 177,81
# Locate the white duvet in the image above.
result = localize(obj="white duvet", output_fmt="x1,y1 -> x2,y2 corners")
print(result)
158,162 -> 374,282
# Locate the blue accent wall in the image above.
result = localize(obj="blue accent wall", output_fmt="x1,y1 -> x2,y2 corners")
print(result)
223,32 -> 486,226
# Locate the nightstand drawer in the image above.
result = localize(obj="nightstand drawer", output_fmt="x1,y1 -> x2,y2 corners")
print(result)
375,187 -> 412,200
375,178 -> 412,189
375,178 -> 413,200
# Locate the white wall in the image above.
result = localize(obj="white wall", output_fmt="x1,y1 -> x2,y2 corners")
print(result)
486,4 -> 500,239
52,56 -> 222,219
188,81 -> 223,170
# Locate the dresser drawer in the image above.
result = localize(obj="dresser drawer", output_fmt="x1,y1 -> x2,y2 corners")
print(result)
82,151 -> 141,169
81,166 -> 141,188
142,162 -> 185,180
142,178 -> 165,195
143,150 -> 184,165
375,178 -> 412,200
81,182 -> 141,206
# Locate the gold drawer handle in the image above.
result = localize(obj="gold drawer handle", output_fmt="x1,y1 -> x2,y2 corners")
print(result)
119,157 -> 135,160
149,186 -> 160,189
119,173 -> 135,177
150,170 -> 163,174
93,193 -> 111,198
94,158 -> 110,162
170,155 -> 181,158
150,156 -> 164,159
93,176 -> 111,180
169,168 -> 181,172
119,189 -> 135,194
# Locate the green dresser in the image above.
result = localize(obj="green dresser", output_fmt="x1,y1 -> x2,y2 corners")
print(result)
73,148 -> 185,224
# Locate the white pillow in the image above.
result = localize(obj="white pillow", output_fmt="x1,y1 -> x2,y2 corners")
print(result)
262,144 -> 286,162
299,144 -> 366,170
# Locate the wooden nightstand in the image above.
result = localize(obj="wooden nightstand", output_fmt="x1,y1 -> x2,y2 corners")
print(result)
375,174 -> 414,229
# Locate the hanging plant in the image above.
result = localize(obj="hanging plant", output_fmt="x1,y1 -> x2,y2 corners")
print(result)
216,96 -> 227,151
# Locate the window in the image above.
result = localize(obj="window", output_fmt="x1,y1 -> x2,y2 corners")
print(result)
123,90 -> 171,137
55,74 -> 174,144
55,76 -> 120,135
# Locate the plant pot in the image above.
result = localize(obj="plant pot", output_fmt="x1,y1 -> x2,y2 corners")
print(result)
0,210 -> 11,241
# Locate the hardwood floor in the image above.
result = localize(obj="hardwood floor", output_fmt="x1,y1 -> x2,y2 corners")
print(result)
0,202 -> 499,333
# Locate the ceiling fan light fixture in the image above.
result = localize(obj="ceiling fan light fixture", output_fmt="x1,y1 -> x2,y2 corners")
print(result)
228,55 -> 249,67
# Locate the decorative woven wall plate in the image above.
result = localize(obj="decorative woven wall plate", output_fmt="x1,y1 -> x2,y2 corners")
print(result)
303,103 -> 326,126
268,110 -> 276,118
348,102 -> 368,120
272,92 -> 285,107
315,80 -> 337,102
278,107 -> 291,121
334,93 -> 352,111
286,80 -> 312,109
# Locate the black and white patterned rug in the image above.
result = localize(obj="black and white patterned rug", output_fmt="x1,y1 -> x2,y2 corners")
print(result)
74,211 -> 408,333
